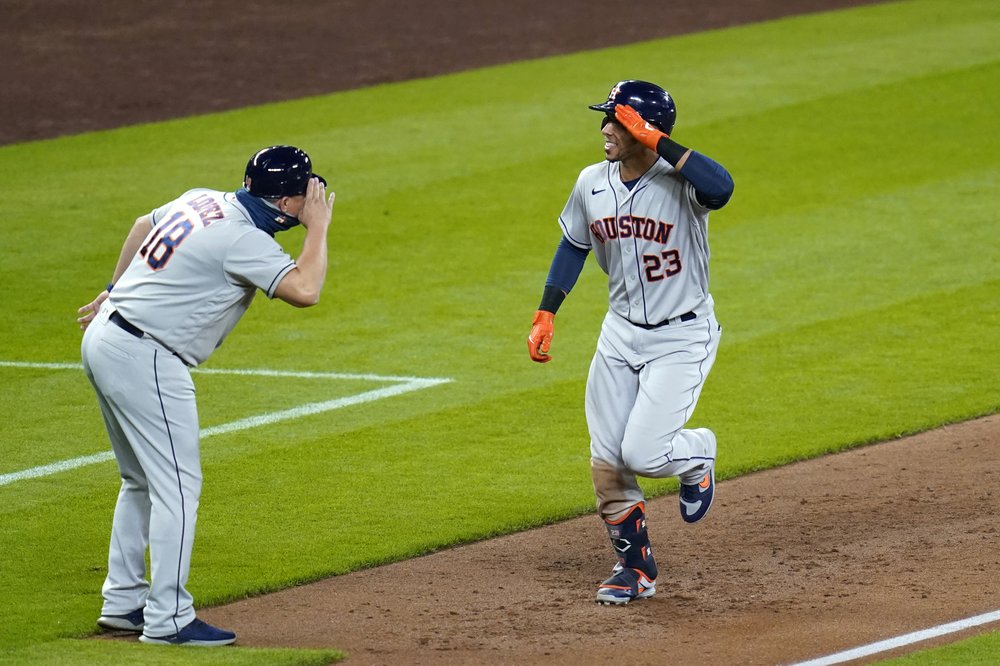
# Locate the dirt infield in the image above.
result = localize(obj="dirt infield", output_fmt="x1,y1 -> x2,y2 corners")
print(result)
4,0 -> 886,146
201,416 -> 999,665
15,0 -> 998,663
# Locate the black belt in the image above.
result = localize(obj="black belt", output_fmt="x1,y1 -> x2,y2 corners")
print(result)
108,310 -> 190,366
635,311 -> 697,330
110,310 -> 145,338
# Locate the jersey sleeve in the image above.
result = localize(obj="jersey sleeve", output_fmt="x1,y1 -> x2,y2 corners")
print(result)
684,181 -> 706,211
556,175 -> 592,250
224,229 -> 296,298
149,201 -> 173,225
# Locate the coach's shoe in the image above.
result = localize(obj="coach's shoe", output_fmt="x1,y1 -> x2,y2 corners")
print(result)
97,607 -> 144,632
596,503 -> 658,605
139,618 -> 236,647
679,466 -> 715,524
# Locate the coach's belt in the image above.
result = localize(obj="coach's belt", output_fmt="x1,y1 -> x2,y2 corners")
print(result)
109,310 -> 191,366
635,311 -> 697,329
110,310 -> 145,338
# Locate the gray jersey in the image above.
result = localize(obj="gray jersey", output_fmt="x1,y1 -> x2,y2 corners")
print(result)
110,188 -> 295,366
558,158 -> 713,325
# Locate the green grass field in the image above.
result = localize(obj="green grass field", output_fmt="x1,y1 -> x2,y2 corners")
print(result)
1,0 -> 997,663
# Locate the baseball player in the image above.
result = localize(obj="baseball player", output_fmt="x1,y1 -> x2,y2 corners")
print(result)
526,81 -> 734,605
77,145 -> 335,645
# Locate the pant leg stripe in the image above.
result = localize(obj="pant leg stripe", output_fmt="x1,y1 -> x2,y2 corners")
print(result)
154,349 -> 186,635
680,319 -> 715,425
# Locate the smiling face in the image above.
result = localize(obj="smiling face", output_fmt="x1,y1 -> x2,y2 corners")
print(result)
600,117 -> 645,163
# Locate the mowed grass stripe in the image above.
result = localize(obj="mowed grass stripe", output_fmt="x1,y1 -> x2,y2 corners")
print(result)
0,1 -> 996,664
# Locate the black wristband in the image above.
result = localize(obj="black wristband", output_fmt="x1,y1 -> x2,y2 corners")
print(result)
656,136 -> 688,167
538,285 -> 566,314
105,282 -> 114,293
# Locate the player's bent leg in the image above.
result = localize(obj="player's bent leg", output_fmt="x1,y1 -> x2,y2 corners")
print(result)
620,315 -> 721,520
596,502 -> 658,605
621,426 -> 716,481
622,427 -> 718,523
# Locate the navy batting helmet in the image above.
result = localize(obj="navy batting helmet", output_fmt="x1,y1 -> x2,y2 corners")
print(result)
244,145 -> 326,199
589,80 -> 677,135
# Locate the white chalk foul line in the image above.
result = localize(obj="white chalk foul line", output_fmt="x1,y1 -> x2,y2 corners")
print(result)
0,361 -> 451,488
786,608 -> 1000,666
0,360 -> 441,384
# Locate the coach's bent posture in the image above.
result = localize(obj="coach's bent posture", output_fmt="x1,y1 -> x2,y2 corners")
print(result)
77,146 -> 335,646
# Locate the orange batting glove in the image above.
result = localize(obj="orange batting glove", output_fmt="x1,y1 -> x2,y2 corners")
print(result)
614,104 -> 668,152
527,310 -> 555,363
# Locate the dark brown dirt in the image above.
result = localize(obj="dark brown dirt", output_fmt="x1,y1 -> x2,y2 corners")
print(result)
200,416 -> 999,665
5,0 -> 886,146
18,1 -> 998,663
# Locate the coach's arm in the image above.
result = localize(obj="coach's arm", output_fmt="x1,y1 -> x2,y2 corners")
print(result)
274,178 -> 336,307
76,214 -> 155,329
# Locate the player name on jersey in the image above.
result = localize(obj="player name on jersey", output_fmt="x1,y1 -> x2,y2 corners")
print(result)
187,193 -> 225,226
589,215 -> 674,245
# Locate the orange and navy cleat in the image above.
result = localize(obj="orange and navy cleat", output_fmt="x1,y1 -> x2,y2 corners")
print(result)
679,466 -> 715,524
596,503 -> 658,605
596,564 -> 656,605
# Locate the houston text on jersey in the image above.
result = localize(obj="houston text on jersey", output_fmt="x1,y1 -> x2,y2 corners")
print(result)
589,215 -> 674,245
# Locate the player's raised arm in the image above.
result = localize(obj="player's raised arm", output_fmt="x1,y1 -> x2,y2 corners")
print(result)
614,103 -> 734,210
